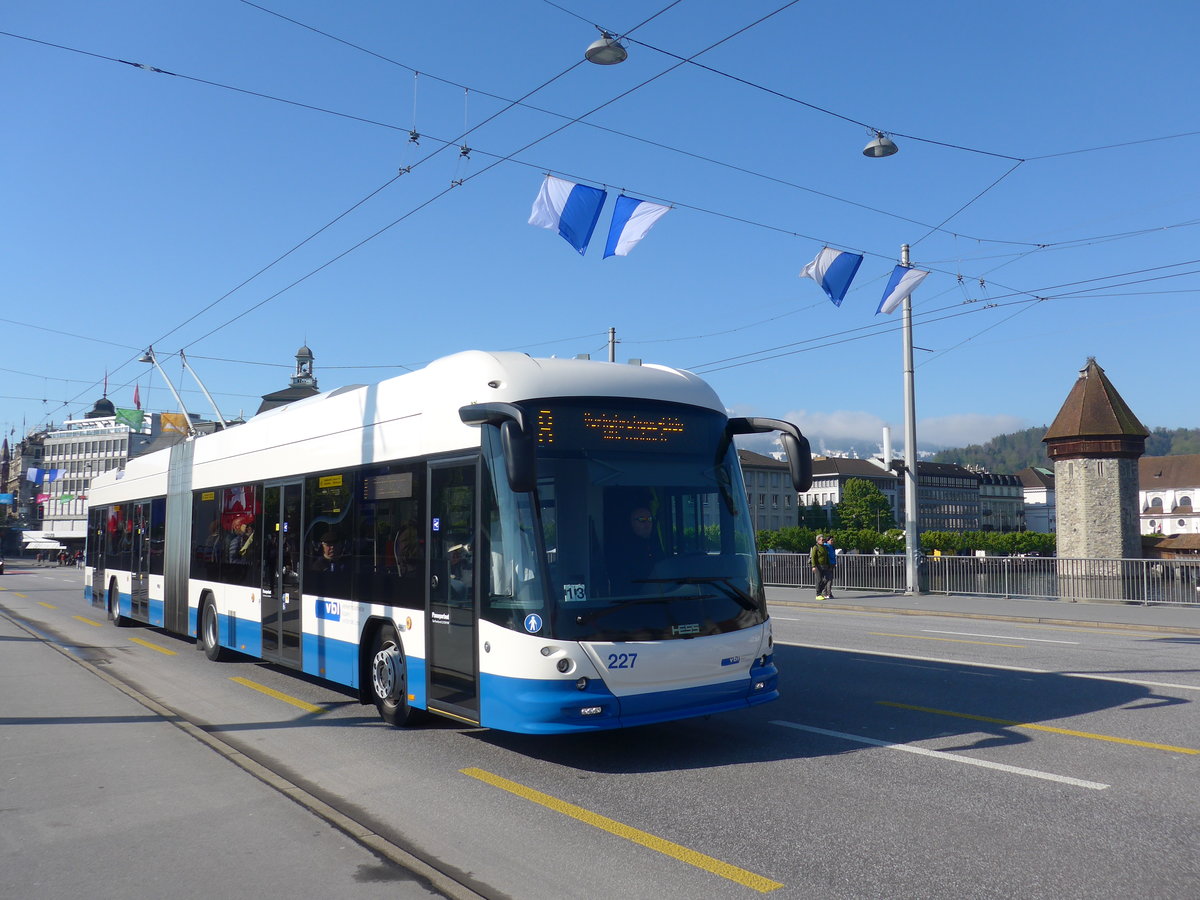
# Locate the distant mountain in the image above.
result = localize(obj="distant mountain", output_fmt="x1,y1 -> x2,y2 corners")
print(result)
930,426 -> 1200,472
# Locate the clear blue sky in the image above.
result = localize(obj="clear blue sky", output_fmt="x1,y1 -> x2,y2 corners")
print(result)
4,1 -> 1197,456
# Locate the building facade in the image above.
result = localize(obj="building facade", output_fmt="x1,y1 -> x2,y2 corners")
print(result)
803,457 -> 901,529
890,460 -> 983,533
1018,466 -> 1056,533
1140,455 -> 1200,536
977,472 -> 1025,532
738,450 -> 800,531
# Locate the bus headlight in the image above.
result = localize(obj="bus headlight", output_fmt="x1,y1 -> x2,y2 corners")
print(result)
556,658 -> 575,674
576,677 -> 589,691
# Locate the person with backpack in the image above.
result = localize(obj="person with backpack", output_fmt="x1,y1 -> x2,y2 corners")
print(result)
811,534 -> 832,600
824,537 -> 838,599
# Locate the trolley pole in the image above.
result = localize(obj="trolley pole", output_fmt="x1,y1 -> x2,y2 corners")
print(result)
608,327 -> 617,363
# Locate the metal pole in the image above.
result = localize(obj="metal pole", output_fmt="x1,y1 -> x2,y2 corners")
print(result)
179,350 -> 227,428
143,347 -> 195,437
608,327 -> 616,363
901,244 -> 922,594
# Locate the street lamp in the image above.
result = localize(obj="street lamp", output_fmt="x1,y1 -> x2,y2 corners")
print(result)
585,30 -> 628,65
863,131 -> 899,158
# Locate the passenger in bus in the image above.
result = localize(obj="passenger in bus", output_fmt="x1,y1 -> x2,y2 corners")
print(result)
311,529 -> 346,573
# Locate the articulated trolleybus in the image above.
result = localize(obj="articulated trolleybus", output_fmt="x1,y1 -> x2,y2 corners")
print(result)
85,351 -> 812,734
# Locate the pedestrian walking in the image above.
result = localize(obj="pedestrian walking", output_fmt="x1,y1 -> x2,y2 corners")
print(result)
811,534 -> 831,600
824,537 -> 838,599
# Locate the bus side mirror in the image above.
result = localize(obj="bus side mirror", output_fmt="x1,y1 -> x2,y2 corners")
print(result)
726,417 -> 813,493
501,419 -> 535,493
460,403 -> 536,493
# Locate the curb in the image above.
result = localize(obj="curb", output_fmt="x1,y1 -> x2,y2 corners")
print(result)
769,598 -> 1200,637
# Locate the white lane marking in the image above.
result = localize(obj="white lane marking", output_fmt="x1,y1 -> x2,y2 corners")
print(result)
777,641 -> 1200,693
922,629 -> 1078,644
771,720 -> 1109,791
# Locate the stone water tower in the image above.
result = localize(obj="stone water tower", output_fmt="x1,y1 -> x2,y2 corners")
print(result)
1043,358 -> 1148,560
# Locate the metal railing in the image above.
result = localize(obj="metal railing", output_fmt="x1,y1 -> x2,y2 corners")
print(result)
759,552 -> 1200,606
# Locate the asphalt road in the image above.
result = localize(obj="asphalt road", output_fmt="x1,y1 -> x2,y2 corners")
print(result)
2,566 -> 1197,899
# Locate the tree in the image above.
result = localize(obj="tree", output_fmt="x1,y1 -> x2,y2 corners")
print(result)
836,478 -> 895,531
800,502 -> 829,529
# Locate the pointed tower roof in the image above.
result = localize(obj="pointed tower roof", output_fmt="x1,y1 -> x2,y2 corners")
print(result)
1043,358 -> 1148,461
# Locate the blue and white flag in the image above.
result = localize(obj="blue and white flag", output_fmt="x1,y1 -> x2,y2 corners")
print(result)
603,195 -> 670,258
26,467 -> 65,484
799,247 -> 863,306
876,265 -> 930,315
529,175 -> 607,255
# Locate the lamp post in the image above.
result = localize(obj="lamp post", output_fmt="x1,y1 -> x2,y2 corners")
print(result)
900,243 -> 922,594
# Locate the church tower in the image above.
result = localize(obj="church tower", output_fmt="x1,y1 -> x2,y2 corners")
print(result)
256,344 -> 320,415
1043,359 -> 1147,559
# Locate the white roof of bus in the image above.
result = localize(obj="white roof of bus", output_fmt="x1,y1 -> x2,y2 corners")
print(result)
87,351 -> 726,503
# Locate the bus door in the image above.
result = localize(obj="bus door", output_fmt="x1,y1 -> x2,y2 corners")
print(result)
88,507 -> 106,610
260,481 -> 303,667
427,461 -> 479,721
130,501 -> 151,620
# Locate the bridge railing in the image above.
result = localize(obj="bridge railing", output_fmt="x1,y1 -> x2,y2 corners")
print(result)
758,552 -> 1200,606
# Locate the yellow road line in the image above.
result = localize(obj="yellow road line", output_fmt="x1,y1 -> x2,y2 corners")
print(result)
879,701 -> 1199,755
869,631 -> 1024,648
37,601 -> 56,609
13,592 -> 28,598
461,767 -> 783,893
129,636 -> 177,656
230,676 -> 324,713
72,615 -> 103,627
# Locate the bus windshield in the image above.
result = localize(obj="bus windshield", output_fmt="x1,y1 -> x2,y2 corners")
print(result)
520,399 -> 764,642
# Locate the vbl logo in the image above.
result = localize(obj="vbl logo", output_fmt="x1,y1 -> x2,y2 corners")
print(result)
317,600 -> 341,621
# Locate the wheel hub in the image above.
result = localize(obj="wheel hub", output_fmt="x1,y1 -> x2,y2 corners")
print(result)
372,643 -> 401,700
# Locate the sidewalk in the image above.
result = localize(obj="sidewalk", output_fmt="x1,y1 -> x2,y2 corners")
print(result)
766,585 -> 1200,636
0,608 -> 455,899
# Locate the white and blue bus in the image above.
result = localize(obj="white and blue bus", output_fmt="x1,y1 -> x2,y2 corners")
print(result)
84,351 -> 811,734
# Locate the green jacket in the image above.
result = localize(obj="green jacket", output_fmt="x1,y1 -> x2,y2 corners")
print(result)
811,544 -> 826,568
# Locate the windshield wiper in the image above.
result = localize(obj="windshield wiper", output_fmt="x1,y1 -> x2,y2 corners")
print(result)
637,576 -> 759,611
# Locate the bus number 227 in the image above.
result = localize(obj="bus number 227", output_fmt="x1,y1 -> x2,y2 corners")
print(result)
607,652 -> 637,669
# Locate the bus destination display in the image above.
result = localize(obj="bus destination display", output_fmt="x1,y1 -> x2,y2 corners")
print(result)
536,407 -> 688,448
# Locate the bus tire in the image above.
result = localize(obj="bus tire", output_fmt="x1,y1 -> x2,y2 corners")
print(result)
108,581 -> 127,628
200,597 -> 227,662
370,624 -> 421,727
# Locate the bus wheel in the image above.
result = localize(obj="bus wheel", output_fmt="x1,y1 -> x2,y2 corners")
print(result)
370,625 -> 420,727
108,584 -> 127,628
201,598 -> 227,662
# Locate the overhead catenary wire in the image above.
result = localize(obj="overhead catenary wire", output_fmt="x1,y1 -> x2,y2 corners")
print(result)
4,27 -> 1191,254
2,8 -> 1200,427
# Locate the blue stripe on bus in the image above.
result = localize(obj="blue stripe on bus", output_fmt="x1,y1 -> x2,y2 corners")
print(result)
148,597 -> 164,628
301,633 -> 358,685
478,656 -> 780,734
